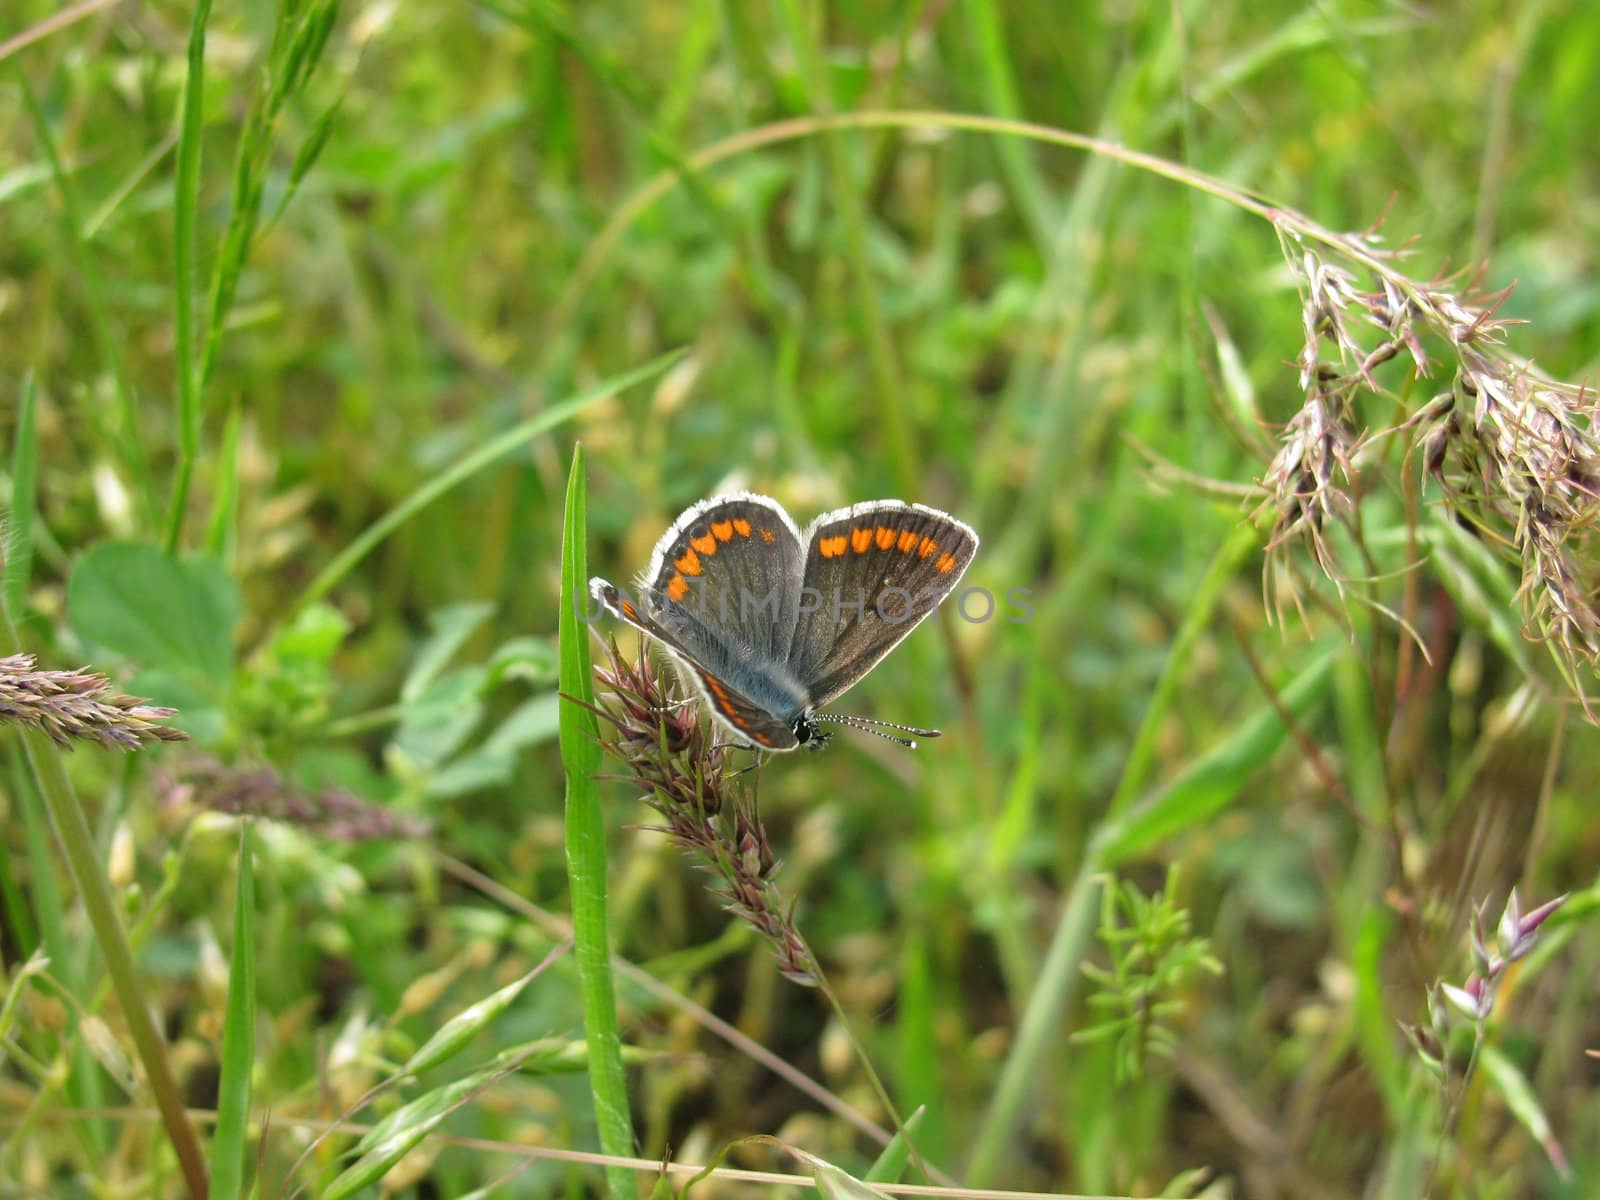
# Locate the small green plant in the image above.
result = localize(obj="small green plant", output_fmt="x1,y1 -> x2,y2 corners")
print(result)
1073,868 -> 1223,1083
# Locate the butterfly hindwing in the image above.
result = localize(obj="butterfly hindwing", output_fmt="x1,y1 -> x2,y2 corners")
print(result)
588,579 -> 801,749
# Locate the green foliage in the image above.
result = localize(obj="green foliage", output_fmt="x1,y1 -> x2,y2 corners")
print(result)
1073,869 -> 1223,1084
68,541 -> 240,741
4,0 -> 1600,1196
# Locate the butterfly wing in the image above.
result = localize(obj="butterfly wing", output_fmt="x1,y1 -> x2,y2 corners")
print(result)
590,492 -> 810,751
589,579 -> 802,750
786,501 -> 978,707
639,493 -> 807,665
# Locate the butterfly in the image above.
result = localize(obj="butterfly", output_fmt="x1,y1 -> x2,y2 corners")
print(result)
590,492 -> 977,750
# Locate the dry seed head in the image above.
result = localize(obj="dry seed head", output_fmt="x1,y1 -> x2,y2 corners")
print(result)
1263,231 -> 1600,699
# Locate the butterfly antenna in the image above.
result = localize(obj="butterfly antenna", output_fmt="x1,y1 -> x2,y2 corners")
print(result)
813,711 -> 941,750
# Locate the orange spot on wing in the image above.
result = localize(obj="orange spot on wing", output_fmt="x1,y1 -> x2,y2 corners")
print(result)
711,520 -> 734,541
850,527 -> 873,554
897,530 -> 919,552
819,535 -> 847,558
700,673 -> 746,725
751,731 -> 773,746
674,548 -> 702,576
759,527 -> 777,544
732,518 -> 752,537
874,526 -> 896,550
917,537 -> 939,558
667,575 -> 690,601
692,533 -> 717,555
620,599 -> 639,620
935,553 -> 958,574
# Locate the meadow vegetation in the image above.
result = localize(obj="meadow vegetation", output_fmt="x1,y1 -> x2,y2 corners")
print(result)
3,1 -> 1599,1197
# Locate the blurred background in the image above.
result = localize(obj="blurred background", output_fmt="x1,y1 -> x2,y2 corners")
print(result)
3,1 -> 1600,1196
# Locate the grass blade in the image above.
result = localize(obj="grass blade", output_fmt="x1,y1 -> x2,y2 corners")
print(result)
13,70 -> 155,530
864,1104 -> 928,1184
3,751 -> 104,1156
558,444 -> 634,1199
296,349 -> 682,610
209,822 -> 256,1200
4,372 -> 37,620
203,402 -> 242,562
1091,647 -> 1338,867
164,0 -> 213,552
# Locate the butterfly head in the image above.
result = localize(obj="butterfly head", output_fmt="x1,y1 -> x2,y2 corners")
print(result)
791,712 -> 831,751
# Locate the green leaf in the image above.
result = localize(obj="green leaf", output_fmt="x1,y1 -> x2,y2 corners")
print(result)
426,693 -> 561,799
209,824 -> 255,1200
402,602 -> 495,702
394,668 -> 486,766
793,1151 -> 893,1200
271,602 -> 349,666
485,635 -> 558,688
68,542 -> 239,681
326,1064 -> 507,1200
296,349 -> 684,609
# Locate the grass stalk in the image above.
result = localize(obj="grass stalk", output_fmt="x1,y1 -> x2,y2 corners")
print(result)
164,0 -> 214,552
4,373 -> 38,622
3,601 -> 209,1199
558,445 -> 635,1200
209,823 -> 256,1200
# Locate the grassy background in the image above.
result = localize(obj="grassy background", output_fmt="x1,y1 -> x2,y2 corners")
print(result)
4,0 -> 1600,1196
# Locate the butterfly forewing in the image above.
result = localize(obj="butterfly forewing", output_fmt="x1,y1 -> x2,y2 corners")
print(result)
787,502 -> 978,707
640,494 -> 806,665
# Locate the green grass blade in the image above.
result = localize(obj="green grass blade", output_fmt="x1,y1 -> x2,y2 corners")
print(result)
5,751 -> 104,1153
1480,1041 -> 1569,1176
961,0 -> 1054,247
203,402 -> 242,562
864,1104 -> 928,1184
13,70 -> 155,531
403,954 -> 555,1076
1091,647 -> 1338,867
772,0 -> 915,495
558,444 -> 634,1200
296,349 -> 681,610
894,937 -> 946,1165
210,822 -> 255,1200
1104,523 -> 1261,818
164,0 -> 213,553
4,371 -> 37,620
